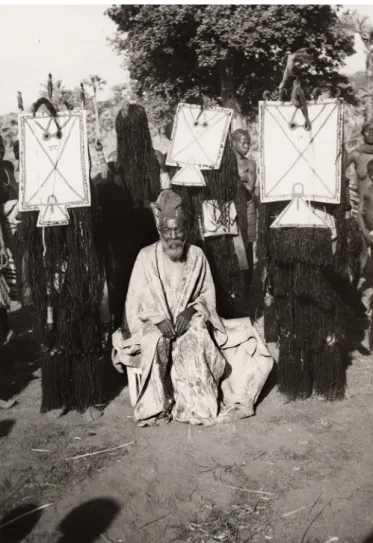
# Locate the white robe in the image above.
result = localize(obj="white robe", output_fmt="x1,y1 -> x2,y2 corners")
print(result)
112,242 -> 273,426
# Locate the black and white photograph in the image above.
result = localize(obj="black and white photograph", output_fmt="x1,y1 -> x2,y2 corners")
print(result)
0,3 -> 373,542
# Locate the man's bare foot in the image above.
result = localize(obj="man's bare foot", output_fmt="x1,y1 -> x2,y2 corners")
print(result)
0,398 -> 17,409
84,406 -> 103,422
267,389 -> 292,406
46,407 -> 68,419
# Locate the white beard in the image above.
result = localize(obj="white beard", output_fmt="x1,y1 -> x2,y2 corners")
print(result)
161,239 -> 185,262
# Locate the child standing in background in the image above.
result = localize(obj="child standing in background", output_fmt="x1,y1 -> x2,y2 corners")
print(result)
231,129 -> 258,299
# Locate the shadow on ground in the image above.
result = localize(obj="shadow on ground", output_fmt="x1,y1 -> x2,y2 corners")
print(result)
0,307 -> 40,402
256,364 -> 278,406
56,498 -> 120,543
0,503 -> 44,543
0,419 -> 15,438
100,352 -> 128,406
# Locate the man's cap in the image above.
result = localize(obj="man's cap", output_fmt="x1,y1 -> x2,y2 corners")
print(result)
156,189 -> 186,223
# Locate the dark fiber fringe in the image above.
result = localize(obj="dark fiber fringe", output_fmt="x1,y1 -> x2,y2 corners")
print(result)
293,262 -> 334,311
323,266 -> 366,319
256,202 -> 270,269
277,289 -> 345,401
172,185 -> 204,244
277,293 -> 343,351
41,352 -> 102,412
115,104 -> 160,207
264,297 -> 278,343
204,236 -> 240,318
269,227 -> 333,267
313,343 -> 346,400
260,193 -> 354,400
335,217 -> 362,284
16,205 -> 104,412
278,340 -> 346,401
71,353 -> 103,412
270,263 -> 335,313
277,337 -> 313,400
40,352 -> 74,412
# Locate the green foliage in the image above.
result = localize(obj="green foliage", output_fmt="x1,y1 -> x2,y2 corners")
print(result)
106,4 -> 356,122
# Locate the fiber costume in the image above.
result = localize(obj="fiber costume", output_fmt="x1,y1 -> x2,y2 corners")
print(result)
15,89 -> 104,414
165,102 -> 249,318
258,81 -> 361,401
94,103 -> 160,331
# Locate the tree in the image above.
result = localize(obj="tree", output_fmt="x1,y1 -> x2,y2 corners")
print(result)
342,9 -> 373,119
106,5 -> 355,128
111,83 -> 128,105
39,78 -> 81,111
82,75 -> 107,141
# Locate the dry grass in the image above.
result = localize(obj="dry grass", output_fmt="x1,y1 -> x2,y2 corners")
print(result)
174,497 -> 271,543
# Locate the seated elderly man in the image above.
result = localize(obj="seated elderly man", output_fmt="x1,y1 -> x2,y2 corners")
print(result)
112,190 -> 273,427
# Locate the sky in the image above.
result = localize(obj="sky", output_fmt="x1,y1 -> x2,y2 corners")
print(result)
0,4 -> 372,115
0,5 -> 126,114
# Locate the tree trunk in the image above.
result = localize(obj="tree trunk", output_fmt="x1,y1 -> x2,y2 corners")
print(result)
219,59 -> 247,132
93,84 -> 101,142
366,45 -> 373,120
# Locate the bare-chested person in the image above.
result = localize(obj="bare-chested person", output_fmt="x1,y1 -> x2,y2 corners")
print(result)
346,121 -> 373,217
356,159 -> 373,319
232,129 -> 257,298
358,160 -> 373,271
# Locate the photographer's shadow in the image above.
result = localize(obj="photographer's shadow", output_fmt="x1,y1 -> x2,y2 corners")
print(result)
56,498 -> 120,543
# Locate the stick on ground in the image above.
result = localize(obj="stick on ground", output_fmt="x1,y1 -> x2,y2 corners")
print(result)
215,483 -> 274,496
0,504 -> 53,529
282,502 -> 313,518
299,501 -> 330,543
139,509 -> 178,530
66,441 -> 135,460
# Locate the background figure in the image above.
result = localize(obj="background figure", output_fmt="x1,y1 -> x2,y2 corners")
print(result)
358,159 -> 373,273
155,150 -> 171,190
1,140 -> 20,303
357,159 -> 373,346
93,103 -> 160,333
346,121 -> 373,220
0,218 -> 12,347
345,121 -> 373,287
232,129 -> 257,299
0,136 -> 19,346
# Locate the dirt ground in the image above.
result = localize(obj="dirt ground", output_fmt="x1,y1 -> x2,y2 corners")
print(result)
1,275 -> 373,543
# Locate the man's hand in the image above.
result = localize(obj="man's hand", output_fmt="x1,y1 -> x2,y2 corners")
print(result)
363,229 -> 373,246
175,306 -> 196,337
0,246 -> 8,269
156,318 -> 176,339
